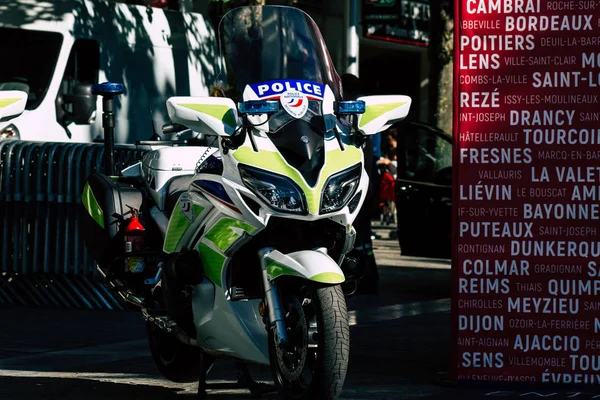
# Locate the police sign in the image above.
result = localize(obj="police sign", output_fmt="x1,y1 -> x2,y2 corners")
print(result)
249,79 -> 325,100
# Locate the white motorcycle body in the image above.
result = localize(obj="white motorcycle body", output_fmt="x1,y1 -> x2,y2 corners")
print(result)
107,6 -> 413,398
131,86 -> 367,364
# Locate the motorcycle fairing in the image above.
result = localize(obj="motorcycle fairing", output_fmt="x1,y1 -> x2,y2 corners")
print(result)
191,279 -> 270,364
81,181 -> 104,228
239,80 -> 339,188
192,179 -> 241,214
229,83 -> 364,216
166,80 -> 366,219
195,212 -> 259,287
163,191 -> 210,253
233,145 -> 362,215
162,181 -> 262,287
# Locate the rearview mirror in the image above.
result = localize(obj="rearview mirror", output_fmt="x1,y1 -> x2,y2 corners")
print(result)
166,96 -> 239,137
0,90 -> 27,121
355,95 -> 412,135
63,82 -> 97,125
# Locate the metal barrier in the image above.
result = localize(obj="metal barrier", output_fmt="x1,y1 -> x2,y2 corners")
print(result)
0,140 -> 148,310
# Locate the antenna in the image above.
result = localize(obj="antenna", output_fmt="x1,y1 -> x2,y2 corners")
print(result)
149,105 -> 159,140
92,82 -> 124,176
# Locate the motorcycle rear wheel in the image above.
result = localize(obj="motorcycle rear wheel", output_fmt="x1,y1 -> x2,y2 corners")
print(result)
269,284 -> 350,400
146,321 -> 201,383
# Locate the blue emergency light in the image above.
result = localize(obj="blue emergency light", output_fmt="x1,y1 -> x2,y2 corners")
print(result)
238,100 -> 279,115
335,100 -> 366,115
92,82 -> 124,96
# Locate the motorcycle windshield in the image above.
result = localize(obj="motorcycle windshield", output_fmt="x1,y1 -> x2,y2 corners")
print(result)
217,5 -> 342,103
217,6 -> 344,187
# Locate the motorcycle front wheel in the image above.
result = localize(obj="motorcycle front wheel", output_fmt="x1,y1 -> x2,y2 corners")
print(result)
269,284 -> 350,400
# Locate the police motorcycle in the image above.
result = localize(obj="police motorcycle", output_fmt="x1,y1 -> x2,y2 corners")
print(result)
80,5 -> 411,399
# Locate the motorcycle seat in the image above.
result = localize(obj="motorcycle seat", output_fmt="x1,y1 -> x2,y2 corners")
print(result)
165,174 -> 194,218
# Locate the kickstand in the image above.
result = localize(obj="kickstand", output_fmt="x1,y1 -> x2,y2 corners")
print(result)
236,361 -> 277,398
197,352 -> 215,399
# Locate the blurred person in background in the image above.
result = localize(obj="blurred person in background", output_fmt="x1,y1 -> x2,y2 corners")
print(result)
341,73 -> 379,295
377,126 -> 398,226
377,126 -> 398,178
370,122 -> 383,234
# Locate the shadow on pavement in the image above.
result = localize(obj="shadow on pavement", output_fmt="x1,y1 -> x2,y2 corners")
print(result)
346,266 -> 451,310
380,266 -> 450,298
0,375 -> 284,399
0,255 -> 453,399
0,308 -> 452,399
347,312 -> 451,384
393,256 -> 451,266
0,376 -> 189,400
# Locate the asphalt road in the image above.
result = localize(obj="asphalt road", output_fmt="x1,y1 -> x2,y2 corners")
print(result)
0,224 -> 457,400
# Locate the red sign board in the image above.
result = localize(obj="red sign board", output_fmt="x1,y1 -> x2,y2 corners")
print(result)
453,0 -> 600,384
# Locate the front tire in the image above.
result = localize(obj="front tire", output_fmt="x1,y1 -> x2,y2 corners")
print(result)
269,284 -> 350,400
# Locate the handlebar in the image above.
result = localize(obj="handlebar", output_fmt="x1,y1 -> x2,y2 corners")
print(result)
161,123 -> 188,134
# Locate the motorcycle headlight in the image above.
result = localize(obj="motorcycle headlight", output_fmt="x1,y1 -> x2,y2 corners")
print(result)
239,165 -> 307,215
0,124 -> 20,140
320,164 -> 361,214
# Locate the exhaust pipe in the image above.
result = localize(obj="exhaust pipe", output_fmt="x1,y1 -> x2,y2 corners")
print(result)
142,308 -> 199,348
96,265 -> 146,308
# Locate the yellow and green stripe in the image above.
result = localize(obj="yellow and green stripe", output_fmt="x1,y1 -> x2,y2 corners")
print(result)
179,103 -> 236,127
197,217 -> 257,287
0,98 -> 20,109
81,182 -> 104,228
359,102 -> 406,128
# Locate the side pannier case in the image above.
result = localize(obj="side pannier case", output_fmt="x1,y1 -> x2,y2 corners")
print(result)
79,173 -> 144,271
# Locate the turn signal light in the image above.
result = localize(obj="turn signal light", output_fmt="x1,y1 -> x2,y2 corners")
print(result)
335,100 -> 366,115
238,100 -> 279,115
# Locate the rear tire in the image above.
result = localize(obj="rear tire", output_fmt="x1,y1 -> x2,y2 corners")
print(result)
146,322 -> 200,383
269,284 -> 350,400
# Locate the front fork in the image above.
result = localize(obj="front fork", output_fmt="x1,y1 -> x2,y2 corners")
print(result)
258,247 -> 288,348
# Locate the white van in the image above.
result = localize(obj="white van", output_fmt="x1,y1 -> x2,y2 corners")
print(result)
0,0 -> 217,143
